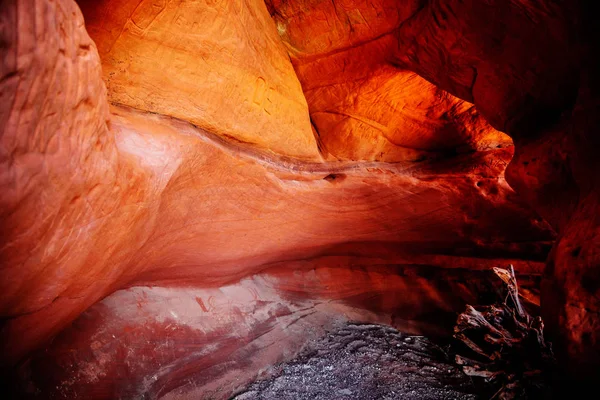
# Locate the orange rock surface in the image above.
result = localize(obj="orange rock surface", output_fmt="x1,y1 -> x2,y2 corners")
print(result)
268,0 -> 512,161
0,97 -> 552,368
78,0 -> 320,160
1,0 -> 599,397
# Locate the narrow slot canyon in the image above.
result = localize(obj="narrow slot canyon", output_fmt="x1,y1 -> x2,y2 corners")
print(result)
0,0 -> 598,398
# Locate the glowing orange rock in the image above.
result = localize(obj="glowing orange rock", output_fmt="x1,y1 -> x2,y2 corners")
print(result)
78,0 -> 321,160
267,0 -> 511,162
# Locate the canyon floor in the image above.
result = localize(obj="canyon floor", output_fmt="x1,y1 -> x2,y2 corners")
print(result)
231,322 -> 478,400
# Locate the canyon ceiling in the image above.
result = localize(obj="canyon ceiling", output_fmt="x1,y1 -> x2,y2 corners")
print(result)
0,0 -> 598,398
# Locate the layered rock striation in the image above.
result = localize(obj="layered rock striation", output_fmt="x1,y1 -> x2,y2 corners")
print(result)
1,0 -> 598,397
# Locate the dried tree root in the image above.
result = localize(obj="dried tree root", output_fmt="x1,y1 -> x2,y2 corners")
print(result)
453,265 -> 554,399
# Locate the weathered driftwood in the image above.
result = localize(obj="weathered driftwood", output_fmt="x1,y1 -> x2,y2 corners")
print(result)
454,265 -> 554,399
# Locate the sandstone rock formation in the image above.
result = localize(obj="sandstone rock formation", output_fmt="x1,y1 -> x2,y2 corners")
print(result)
0,0 -> 598,398
78,0 -> 320,160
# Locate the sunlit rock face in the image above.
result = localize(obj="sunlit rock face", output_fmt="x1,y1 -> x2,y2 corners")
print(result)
0,0 -> 598,398
266,0 -> 513,161
77,0 -> 320,160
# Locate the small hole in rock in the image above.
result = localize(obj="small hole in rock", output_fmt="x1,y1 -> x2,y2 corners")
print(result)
323,173 -> 346,182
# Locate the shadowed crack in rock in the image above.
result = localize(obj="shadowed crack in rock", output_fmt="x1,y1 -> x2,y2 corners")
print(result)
232,322 -> 479,400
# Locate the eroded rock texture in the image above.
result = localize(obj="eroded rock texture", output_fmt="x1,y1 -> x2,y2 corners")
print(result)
78,0 -> 320,160
0,0 -> 598,397
269,0 -> 599,386
267,0 -> 513,161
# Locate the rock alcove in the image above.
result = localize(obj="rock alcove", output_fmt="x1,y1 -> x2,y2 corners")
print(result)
0,0 -> 598,398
